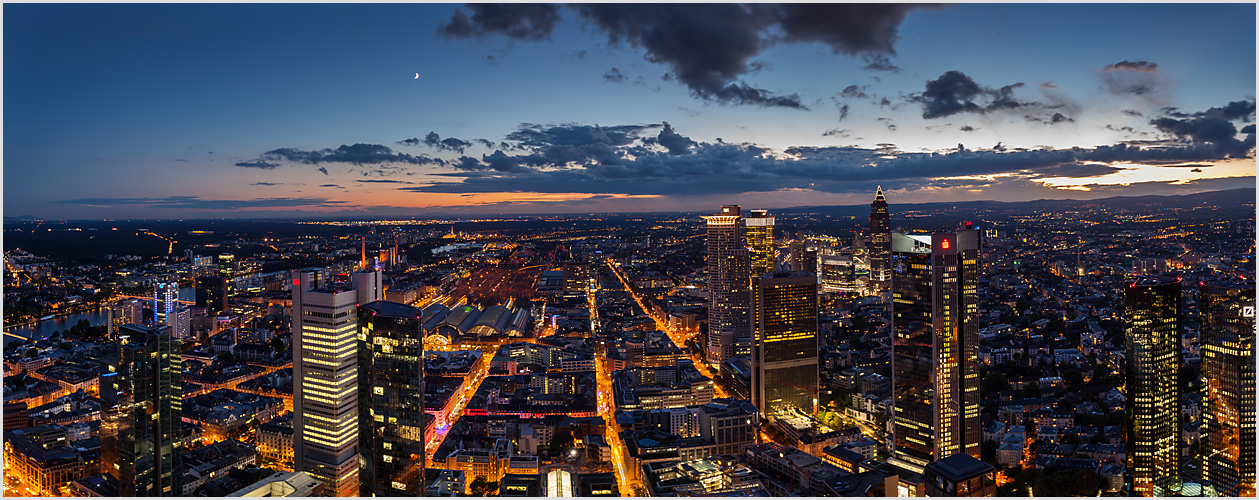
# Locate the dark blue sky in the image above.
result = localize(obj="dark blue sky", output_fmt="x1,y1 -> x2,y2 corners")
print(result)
5,3 -> 1255,219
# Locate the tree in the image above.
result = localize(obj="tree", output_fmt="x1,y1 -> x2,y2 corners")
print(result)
982,372 -> 1011,394
216,351 -> 236,365
469,475 -> 498,496
270,337 -> 286,355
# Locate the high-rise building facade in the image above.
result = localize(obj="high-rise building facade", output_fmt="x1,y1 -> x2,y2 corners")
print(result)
869,187 -> 891,292
890,225 -> 981,470
704,205 -> 752,366
358,301 -> 426,496
1199,278 -> 1255,497
745,210 -> 775,279
292,269 -> 382,497
1124,276 -> 1182,497
195,275 -> 229,314
101,324 -> 183,496
751,271 -> 819,415
107,298 -> 144,338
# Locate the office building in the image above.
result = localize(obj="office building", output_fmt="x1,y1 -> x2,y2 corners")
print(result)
869,187 -> 891,292
704,205 -> 752,365
107,298 -> 144,338
358,300 -> 426,496
923,453 -> 996,497
818,248 -> 856,293
890,224 -> 981,470
1124,276 -> 1182,497
751,271 -> 819,415
195,276 -> 230,315
745,210 -> 775,279
101,324 -> 183,496
291,269 -> 381,497
1199,277 -> 1254,497
561,262 -> 589,293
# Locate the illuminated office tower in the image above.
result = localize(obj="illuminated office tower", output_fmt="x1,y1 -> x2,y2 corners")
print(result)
869,187 -> 891,292
107,298 -> 144,338
101,324 -> 183,496
745,210 -> 775,279
704,205 -> 751,365
153,282 -> 189,340
1199,278 -> 1255,497
195,275 -> 229,315
751,271 -> 819,415
890,224 -> 981,470
292,269 -> 383,497
818,248 -> 856,293
358,301 -> 426,496
1124,276 -> 1182,497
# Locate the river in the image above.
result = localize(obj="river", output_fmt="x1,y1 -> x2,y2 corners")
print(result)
4,288 -> 195,342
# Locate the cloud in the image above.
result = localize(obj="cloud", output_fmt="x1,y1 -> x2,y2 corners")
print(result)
56,196 -> 351,210
1122,109 -> 1144,117
1100,59 -> 1163,97
251,182 -> 282,186
422,131 -> 474,153
396,111 -> 1253,198
235,160 -> 280,169
822,129 -> 850,137
440,4 -> 929,109
319,184 -> 342,188
247,144 -> 444,169
960,125 -> 977,132
356,179 -> 412,184
1103,60 -> 1158,73
603,68 -> 627,83
318,167 -> 329,175
862,55 -> 899,72
1025,112 -> 1076,125
1149,99 -> 1256,157
837,104 -> 850,122
912,70 -> 1038,119
437,3 -> 561,41
398,138 -> 421,146
839,85 -> 869,100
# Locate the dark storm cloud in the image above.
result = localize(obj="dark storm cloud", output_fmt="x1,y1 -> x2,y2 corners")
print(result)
603,68 -> 627,83
251,144 -> 444,167
422,132 -> 474,153
652,122 -> 697,155
1100,59 -> 1162,97
912,71 -> 1038,119
437,3 -> 561,41
440,4 -> 930,109
57,196 -> 351,210
1149,99 -> 1256,157
235,160 -> 280,169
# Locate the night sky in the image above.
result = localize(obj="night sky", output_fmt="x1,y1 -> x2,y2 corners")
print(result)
5,3 -> 1256,219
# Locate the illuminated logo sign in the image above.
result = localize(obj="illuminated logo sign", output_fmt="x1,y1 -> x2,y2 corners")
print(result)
941,239 -> 950,249
1244,306 -> 1254,318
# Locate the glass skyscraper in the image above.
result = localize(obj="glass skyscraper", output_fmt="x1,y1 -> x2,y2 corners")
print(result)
868,187 -> 891,292
1124,275 -> 1182,497
745,209 -> 775,279
101,324 -> 183,496
705,205 -> 752,365
890,225 -> 981,470
1199,277 -> 1255,497
751,271 -> 819,415
358,300 -> 426,496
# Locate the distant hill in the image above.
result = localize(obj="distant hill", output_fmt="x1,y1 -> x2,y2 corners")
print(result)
3,214 -> 42,221
772,187 -> 1256,218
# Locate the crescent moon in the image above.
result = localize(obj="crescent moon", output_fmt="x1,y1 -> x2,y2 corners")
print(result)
414,73 -> 420,79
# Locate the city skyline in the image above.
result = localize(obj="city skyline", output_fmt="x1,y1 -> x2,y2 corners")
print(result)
4,3 -> 1256,220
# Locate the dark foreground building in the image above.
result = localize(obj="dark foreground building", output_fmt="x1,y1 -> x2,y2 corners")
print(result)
358,300 -> 426,496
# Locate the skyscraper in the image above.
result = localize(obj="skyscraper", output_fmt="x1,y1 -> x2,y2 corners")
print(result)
890,224 -> 981,470
745,210 -> 775,279
869,187 -> 891,293
101,324 -> 183,496
195,275 -> 229,315
751,271 -> 819,416
1124,275 -> 1182,497
704,205 -> 752,366
292,269 -> 382,497
1199,277 -> 1254,497
358,300 -> 426,496
153,282 -> 189,340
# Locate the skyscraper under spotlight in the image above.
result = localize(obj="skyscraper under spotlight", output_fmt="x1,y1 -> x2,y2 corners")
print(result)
869,187 -> 891,293
745,210 -> 775,279
291,269 -> 382,497
1199,277 -> 1254,497
1124,275 -> 1182,497
751,271 -> 819,415
154,282 -> 189,340
101,324 -> 183,496
890,223 -> 981,471
704,205 -> 752,366
358,301 -> 426,496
